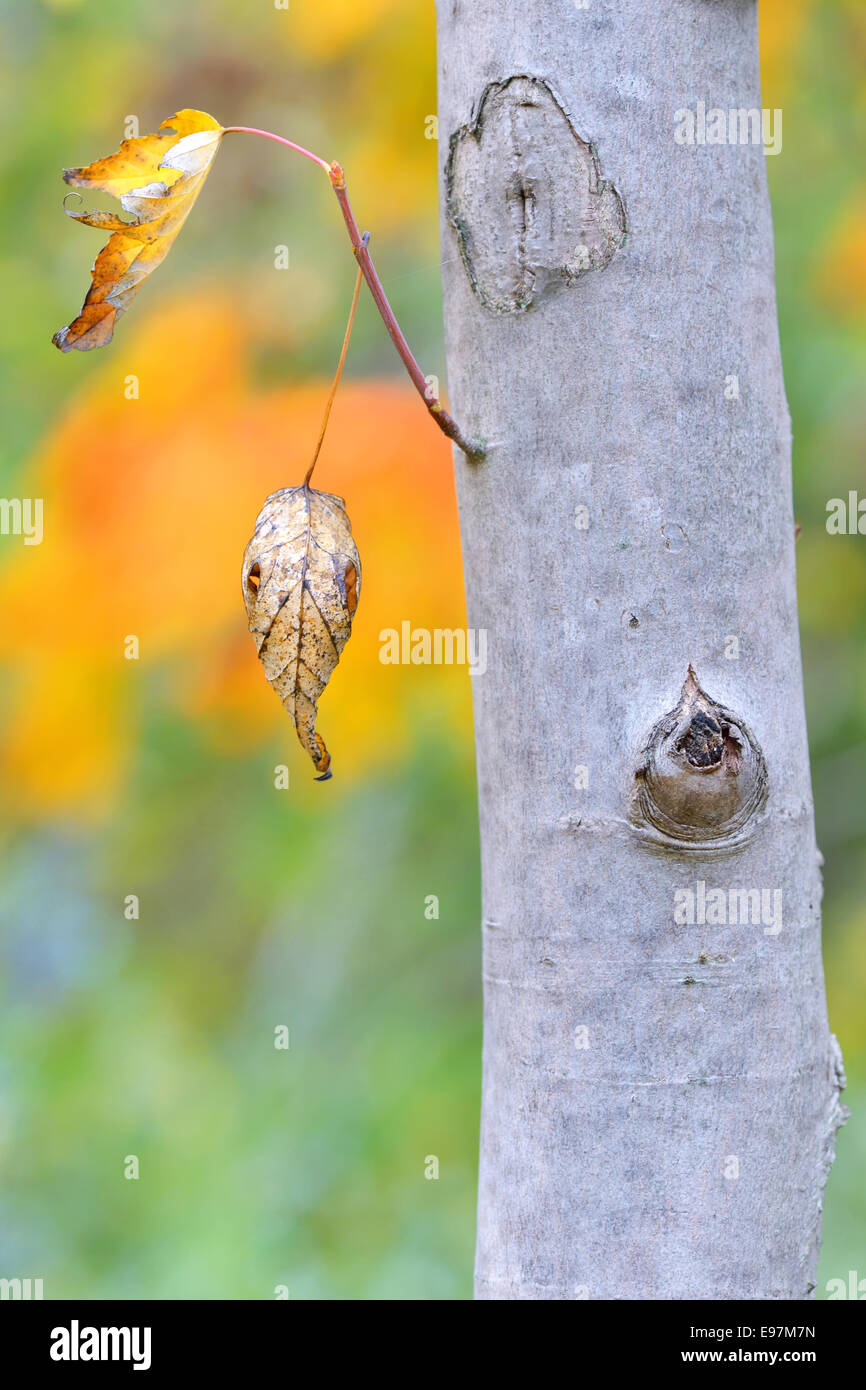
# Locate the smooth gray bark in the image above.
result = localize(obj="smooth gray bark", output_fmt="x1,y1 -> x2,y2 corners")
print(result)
436,0 -> 846,1300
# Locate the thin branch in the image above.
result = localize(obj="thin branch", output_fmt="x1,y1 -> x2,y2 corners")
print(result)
328,162 -> 483,459
223,128 -> 483,461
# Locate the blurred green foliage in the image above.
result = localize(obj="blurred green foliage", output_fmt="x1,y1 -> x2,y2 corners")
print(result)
766,0 -> 866,1292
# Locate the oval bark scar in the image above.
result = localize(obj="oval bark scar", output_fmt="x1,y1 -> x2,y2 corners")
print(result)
446,75 -> 626,314
630,666 -> 769,856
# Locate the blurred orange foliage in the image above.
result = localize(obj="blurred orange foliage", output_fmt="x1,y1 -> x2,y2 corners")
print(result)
759,0 -> 813,102
818,196 -> 866,318
275,0 -> 438,229
0,295 -> 471,820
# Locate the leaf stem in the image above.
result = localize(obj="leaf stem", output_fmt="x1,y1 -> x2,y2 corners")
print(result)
304,248 -> 365,485
223,127 -> 483,460
222,126 -> 332,172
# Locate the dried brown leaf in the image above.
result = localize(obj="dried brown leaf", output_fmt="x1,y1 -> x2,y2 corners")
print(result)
242,484 -> 361,779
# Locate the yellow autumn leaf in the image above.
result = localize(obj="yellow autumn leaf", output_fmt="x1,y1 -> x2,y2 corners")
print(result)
53,110 -> 224,351
242,484 -> 361,779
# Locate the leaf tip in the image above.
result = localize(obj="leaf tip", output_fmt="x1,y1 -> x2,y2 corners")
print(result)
313,734 -> 332,778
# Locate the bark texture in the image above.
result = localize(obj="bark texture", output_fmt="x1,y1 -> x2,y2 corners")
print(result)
436,0 -> 846,1300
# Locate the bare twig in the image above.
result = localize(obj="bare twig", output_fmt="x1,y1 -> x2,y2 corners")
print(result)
223,128 -> 483,461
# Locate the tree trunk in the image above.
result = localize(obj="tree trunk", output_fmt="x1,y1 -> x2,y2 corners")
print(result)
436,0 -> 846,1300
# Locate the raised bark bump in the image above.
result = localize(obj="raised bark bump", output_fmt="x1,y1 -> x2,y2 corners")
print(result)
446,74 -> 626,314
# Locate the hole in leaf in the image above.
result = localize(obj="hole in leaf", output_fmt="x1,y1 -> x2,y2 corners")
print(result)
344,561 -> 358,616
247,563 -> 261,596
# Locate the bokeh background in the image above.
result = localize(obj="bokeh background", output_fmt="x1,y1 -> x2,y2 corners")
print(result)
0,0 -> 863,1299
